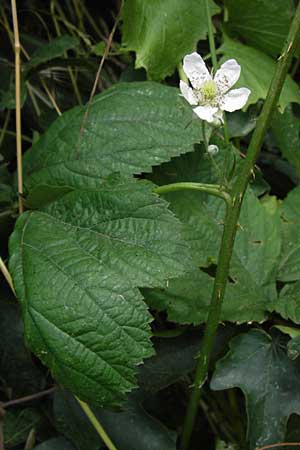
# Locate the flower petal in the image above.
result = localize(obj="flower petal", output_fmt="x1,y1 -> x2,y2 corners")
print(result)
222,87 -> 251,112
183,52 -> 211,89
179,80 -> 198,105
193,105 -> 219,123
214,59 -> 241,93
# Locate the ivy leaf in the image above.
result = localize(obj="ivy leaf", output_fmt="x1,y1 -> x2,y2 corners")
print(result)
121,0 -> 219,80
271,106 -> 300,177
25,36 -> 80,72
225,0 -> 295,57
219,35 -> 300,110
9,176 -> 193,406
211,329 -> 300,450
23,82 -> 203,191
145,148 -> 281,324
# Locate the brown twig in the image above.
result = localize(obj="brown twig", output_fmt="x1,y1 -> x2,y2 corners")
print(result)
1,386 -> 56,409
78,0 -> 124,141
11,0 -> 23,213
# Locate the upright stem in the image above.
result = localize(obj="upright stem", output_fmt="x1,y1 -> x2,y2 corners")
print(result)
205,0 -> 217,72
180,3 -> 300,449
11,0 -> 23,214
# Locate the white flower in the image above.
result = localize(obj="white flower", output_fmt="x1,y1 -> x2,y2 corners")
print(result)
180,52 -> 251,125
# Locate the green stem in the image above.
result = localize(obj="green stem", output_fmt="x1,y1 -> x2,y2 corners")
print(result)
154,182 -> 231,206
180,3 -> 300,449
76,397 -> 118,450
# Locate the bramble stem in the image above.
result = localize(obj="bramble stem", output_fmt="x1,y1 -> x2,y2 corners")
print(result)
0,257 -> 15,295
180,2 -> 300,449
76,397 -> 118,450
11,0 -> 23,214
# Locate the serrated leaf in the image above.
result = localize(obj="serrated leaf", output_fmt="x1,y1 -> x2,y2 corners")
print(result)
219,35 -> 300,110
121,0 -> 219,80
211,329 -> 300,450
225,0 -> 295,57
271,106 -> 300,177
145,149 -> 281,324
23,82 -> 203,191
9,176 -> 193,406
25,36 -> 80,71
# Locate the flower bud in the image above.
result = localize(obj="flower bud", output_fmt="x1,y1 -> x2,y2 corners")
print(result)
207,144 -> 219,156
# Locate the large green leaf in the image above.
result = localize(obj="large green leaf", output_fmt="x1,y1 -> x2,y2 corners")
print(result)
9,176 -> 193,406
211,329 -> 300,450
271,106 -> 300,177
219,36 -> 300,110
23,82 -> 203,191
225,0 -> 295,57
145,148 -> 281,324
121,0 -> 219,80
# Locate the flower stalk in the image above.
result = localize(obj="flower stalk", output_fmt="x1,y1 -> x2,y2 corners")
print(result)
180,2 -> 300,449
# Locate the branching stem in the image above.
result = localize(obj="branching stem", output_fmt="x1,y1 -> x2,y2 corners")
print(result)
180,2 -> 300,449
154,182 -> 231,206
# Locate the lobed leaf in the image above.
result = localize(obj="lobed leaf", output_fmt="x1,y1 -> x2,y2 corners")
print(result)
211,329 -> 300,449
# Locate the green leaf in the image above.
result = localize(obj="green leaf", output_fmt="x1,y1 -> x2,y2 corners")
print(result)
54,389 -> 177,450
145,149 -> 281,324
121,0 -> 219,80
211,329 -> 300,450
271,106 -> 300,176
25,36 -> 80,71
219,35 -> 300,110
4,408 -> 41,448
277,187 -> 300,282
9,176 -> 193,406
23,82 -> 204,191
225,0 -> 295,57
33,437 -> 76,450
0,64 -> 27,109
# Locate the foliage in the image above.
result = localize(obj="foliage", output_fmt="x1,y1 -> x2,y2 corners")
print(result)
1,1 -> 300,450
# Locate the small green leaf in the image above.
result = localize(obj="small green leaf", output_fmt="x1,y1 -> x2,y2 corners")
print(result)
271,106 -> 300,176
121,0 -> 219,81
219,35 -> 300,110
25,36 -> 80,71
23,82 -> 204,191
225,0 -> 295,57
9,176 -> 192,406
211,329 -> 300,450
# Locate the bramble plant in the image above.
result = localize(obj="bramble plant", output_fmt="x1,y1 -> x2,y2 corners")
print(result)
2,1 -> 300,450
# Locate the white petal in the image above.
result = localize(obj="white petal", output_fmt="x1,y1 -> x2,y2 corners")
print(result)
179,80 -> 198,105
214,59 -> 241,93
183,52 -> 211,89
222,87 -> 251,112
193,105 -> 219,123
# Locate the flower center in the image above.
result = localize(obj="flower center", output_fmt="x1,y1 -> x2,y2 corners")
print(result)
201,80 -> 218,102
